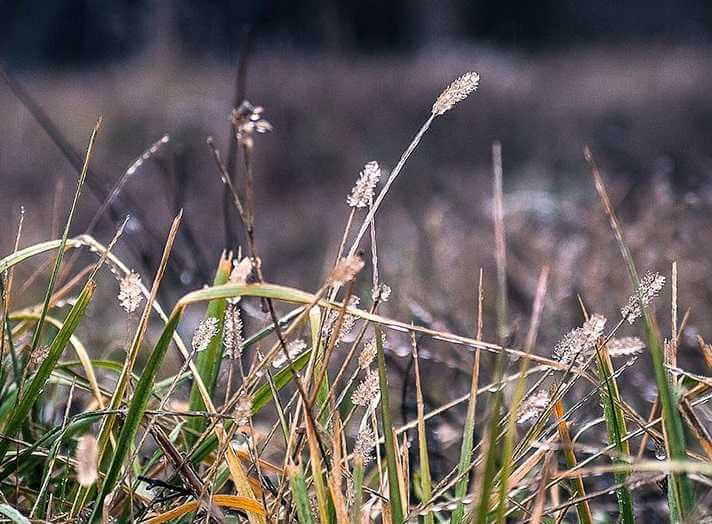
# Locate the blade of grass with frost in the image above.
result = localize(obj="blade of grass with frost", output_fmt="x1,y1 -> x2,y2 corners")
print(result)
496,267 -> 548,523
376,325 -> 404,523
0,282 -> 94,463
187,253 -> 231,442
585,147 -> 694,518
451,270 -> 484,524
24,119 -> 99,393
347,72 -> 479,257
411,333 -> 433,524
590,324 -> 635,523
553,397 -> 593,524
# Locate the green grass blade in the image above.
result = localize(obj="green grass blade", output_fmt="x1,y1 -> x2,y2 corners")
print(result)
376,325 -> 404,523
595,343 -> 636,523
288,463 -> 315,524
0,239 -> 67,274
26,120 -> 99,364
471,352 -> 505,524
187,253 -> 231,441
0,282 -> 95,463
89,307 -> 183,522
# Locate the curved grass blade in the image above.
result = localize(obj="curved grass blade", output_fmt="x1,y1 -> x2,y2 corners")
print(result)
0,282 -> 95,463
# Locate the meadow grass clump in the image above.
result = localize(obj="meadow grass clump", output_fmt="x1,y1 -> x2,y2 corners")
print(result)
1,67 -> 712,524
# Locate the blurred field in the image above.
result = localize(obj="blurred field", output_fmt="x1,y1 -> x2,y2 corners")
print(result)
3,44 -> 712,341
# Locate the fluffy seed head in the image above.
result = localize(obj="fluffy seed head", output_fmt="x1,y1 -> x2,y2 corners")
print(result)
621,271 -> 665,324
353,426 -> 377,465
517,390 -> 550,425
322,296 -> 360,347
192,317 -> 219,352
359,333 -> 384,369
230,256 -> 253,285
606,337 -> 645,357
553,314 -> 607,365
432,72 -> 480,116
76,434 -> 98,487
234,395 -> 253,429
352,369 -> 380,407
118,271 -> 143,314
329,255 -> 365,286
29,345 -> 50,371
347,161 -> 381,208
223,303 -> 244,359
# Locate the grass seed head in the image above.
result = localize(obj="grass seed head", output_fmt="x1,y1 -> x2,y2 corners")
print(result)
222,302 -> 245,359
76,434 -> 98,487
607,336 -> 646,357
352,369 -> 380,407
432,71 -> 480,116
517,390 -> 550,425
347,161 -> 381,208
621,271 -> 666,324
353,426 -> 377,465
192,316 -> 219,353
117,271 -> 143,314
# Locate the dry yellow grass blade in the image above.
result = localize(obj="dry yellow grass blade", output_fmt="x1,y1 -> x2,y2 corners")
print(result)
144,494 -> 265,523
553,397 -> 593,524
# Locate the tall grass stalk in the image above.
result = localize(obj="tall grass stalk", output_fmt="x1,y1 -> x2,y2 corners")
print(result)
585,146 -> 694,518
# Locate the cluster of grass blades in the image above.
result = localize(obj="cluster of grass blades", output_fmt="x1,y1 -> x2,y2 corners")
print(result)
2,69 -> 712,524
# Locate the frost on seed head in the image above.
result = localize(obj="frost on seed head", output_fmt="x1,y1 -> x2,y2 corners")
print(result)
118,271 -> 143,314
553,314 -> 607,366
517,390 -> 550,425
621,271 -> 665,324
353,426 -> 376,465
192,317 -> 219,353
359,333 -> 385,369
347,161 -> 381,208
223,303 -> 245,359
352,369 -> 380,407
606,336 -> 645,357
432,72 -> 480,116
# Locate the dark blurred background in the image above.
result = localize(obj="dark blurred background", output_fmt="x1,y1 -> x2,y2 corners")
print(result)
4,0 -> 712,65
3,2 -> 712,462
